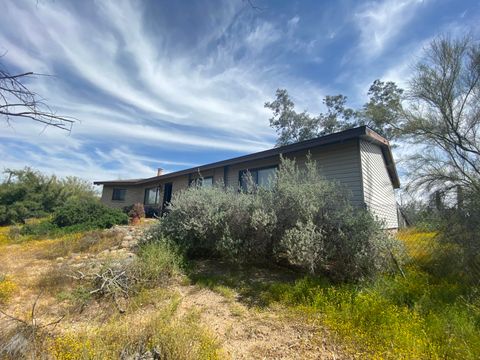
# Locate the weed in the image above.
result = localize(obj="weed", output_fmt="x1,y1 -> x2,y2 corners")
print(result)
0,275 -> 16,304
56,286 -> 92,306
189,259 -> 480,359
48,333 -> 94,360
132,241 -> 184,289
47,301 -> 222,360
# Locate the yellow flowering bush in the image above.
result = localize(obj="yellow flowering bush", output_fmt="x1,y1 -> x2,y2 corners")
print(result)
48,334 -> 94,360
260,265 -> 480,359
0,275 -> 16,303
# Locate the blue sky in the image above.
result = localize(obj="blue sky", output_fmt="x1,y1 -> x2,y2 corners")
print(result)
0,0 -> 478,182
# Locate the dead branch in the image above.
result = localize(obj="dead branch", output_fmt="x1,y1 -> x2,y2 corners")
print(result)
0,292 -> 64,330
0,308 -> 28,325
0,65 -> 76,131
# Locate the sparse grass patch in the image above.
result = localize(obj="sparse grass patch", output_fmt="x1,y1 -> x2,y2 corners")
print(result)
36,265 -> 76,293
129,287 -> 178,311
56,286 -> 92,306
30,230 -> 124,260
211,285 -> 236,300
47,301 -> 222,360
0,274 -> 16,304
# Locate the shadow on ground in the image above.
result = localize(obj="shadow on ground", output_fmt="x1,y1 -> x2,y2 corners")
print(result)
187,259 -> 302,308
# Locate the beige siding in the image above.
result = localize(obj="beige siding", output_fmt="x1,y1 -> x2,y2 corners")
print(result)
100,185 -> 146,209
226,156 -> 280,187
286,139 -> 363,205
360,140 -> 398,229
222,140 -> 363,204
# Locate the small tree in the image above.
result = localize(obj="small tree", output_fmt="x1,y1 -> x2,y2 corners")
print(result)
402,36 -> 480,194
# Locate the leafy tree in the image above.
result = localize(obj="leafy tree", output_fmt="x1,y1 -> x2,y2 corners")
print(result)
265,80 -> 403,146
358,80 -> 404,141
401,36 -> 480,193
264,89 -> 320,146
0,167 -> 97,225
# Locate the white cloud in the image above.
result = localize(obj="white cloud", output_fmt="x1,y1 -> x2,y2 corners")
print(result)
355,0 -> 426,58
0,0 -> 332,182
245,22 -> 281,52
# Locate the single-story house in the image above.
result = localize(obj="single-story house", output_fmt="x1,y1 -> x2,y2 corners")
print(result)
94,126 -> 400,229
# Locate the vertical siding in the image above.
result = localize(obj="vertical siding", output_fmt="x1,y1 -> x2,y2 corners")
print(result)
360,140 -> 398,229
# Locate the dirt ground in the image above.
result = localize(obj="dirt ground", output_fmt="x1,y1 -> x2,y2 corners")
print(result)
0,226 -> 346,359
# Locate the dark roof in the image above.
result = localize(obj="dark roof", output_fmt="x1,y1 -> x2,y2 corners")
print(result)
94,126 -> 400,189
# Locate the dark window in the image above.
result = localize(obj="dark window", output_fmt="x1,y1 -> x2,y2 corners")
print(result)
112,188 -> 126,201
189,176 -> 213,188
239,165 -> 277,191
144,187 -> 159,205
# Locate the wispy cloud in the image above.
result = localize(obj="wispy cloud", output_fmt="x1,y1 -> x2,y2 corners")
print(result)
354,0 -> 427,58
0,0 -> 331,181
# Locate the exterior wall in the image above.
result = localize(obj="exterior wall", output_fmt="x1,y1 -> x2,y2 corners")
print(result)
360,139 -> 398,229
226,155 -> 280,187
222,140 -> 363,206
286,139 -> 364,205
100,185 -> 147,209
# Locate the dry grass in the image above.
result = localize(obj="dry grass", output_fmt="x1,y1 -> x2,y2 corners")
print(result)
35,265 -> 77,293
32,230 -> 125,260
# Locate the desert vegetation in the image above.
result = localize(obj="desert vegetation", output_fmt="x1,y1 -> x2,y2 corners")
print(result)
156,157 -> 399,282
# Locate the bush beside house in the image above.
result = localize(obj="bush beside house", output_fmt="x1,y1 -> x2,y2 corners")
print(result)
151,157 -> 401,282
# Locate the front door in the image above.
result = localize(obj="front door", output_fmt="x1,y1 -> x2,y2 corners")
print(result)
162,182 -> 173,211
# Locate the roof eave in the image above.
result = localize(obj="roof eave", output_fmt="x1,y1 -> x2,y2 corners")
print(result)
93,126 -> 401,189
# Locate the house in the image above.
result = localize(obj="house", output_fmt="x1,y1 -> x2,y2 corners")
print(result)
94,126 -> 400,229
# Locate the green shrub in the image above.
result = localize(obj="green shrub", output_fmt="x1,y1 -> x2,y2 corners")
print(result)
52,199 -> 128,229
156,157 -> 400,281
19,220 -> 59,237
132,239 -> 184,288
0,168 -> 97,225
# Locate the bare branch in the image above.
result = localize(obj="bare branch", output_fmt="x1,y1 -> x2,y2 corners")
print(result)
0,65 -> 76,131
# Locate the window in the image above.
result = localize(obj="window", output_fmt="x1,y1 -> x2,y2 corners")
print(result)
189,176 -> 213,187
112,188 -> 126,201
239,166 -> 277,191
144,187 -> 160,205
